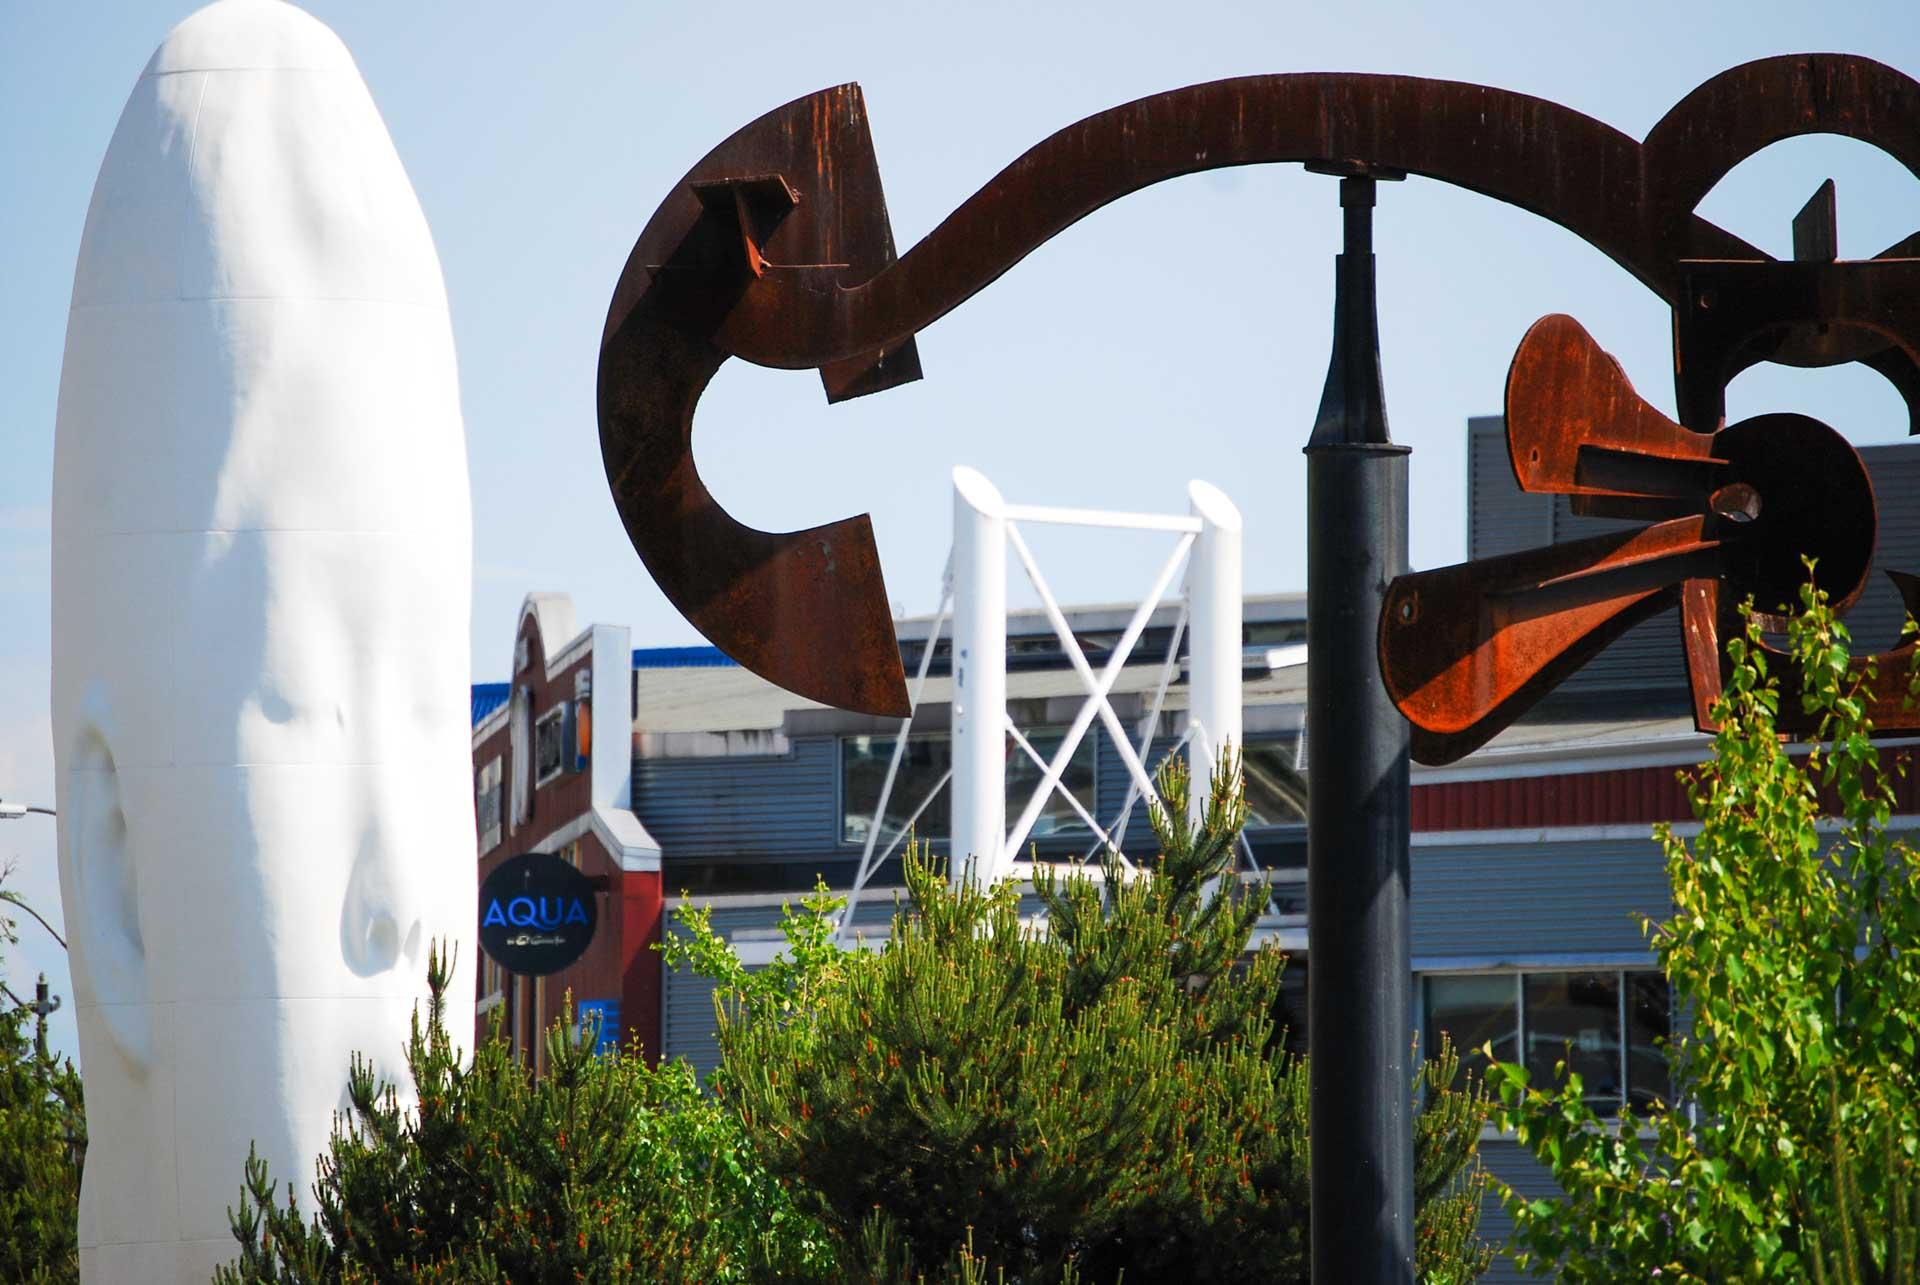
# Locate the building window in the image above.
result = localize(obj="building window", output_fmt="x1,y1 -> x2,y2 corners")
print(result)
476,757 -> 503,853
840,729 -> 1096,845
510,687 -> 531,831
1424,969 -> 1671,1115
534,704 -> 570,786
1243,739 -> 1307,827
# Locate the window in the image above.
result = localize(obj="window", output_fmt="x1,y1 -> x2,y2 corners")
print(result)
510,687 -> 531,830
1005,730 -> 1096,840
534,704 -> 570,786
1424,969 -> 1671,1115
841,729 -> 1096,845
1243,740 -> 1307,827
475,757 -> 503,853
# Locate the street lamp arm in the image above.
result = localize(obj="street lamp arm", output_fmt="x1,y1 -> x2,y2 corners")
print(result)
0,892 -> 66,952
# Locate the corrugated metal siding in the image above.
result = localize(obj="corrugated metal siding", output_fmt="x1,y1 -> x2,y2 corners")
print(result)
633,645 -> 737,669
661,961 -> 725,1081
1551,493 -> 1687,698
471,682 -> 510,725
1413,758 -> 1920,831
634,737 -> 839,857
686,896 -> 899,939
1846,442 -> 1920,655
1413,765 -> 1695,831
1095,731 -> 1182,847
1467,416 -> 1552,560
1413,837 -> 1669,958
1476,1139 -> 1559,1282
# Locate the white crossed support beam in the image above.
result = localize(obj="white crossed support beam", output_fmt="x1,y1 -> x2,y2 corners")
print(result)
949,466 -> 1243,889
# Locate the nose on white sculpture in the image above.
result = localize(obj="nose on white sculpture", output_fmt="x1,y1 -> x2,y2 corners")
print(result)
343,821 -> 430,978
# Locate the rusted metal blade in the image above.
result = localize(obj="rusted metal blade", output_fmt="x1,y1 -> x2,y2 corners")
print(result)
1385,318 -> 1880,763
1506,315 -> 1719,519
1382,520 -> 1716,763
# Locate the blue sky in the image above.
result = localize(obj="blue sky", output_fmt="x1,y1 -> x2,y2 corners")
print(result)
3,0 -> 1918,1062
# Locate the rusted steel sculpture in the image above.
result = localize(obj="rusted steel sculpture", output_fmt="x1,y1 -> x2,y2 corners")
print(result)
1385,195 -> 1920,763
599,53 -> 1920,1284
1382,307 -> 1886,764
599,55 -> 1920,745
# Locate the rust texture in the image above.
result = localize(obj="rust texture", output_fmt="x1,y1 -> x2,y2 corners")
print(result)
598,56 -> 1920,739
1383,316 -> 1882,763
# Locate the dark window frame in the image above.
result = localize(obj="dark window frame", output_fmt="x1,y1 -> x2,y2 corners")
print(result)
1422,967 -> 1672,1117
838,728 -> 1098,847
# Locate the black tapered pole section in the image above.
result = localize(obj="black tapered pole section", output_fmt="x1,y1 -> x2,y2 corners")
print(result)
1304,166 -> 1413,1285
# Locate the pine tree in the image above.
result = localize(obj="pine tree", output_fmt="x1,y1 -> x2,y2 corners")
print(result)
700,753 -> 1493,1283
0,873 -> 84,1285
216,944 -> 833,1284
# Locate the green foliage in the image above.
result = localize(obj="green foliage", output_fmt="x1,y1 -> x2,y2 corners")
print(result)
215,943 -> 832,1284
1488,572 -> 1920,1282
1809,1072 -> 1917,1285
684,753 -> 1493,1283
0,869 -> 84,1285
663,876 -> 863,1019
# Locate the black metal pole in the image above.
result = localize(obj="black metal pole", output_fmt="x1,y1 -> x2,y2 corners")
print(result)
33,973 -> 60,1061
1304,165 -> 1414,1285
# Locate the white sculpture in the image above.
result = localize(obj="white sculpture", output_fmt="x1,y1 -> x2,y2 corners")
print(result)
50,2 -> 475,1279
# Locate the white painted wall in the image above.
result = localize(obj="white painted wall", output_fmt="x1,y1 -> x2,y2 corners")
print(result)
50,3 -> 475,1279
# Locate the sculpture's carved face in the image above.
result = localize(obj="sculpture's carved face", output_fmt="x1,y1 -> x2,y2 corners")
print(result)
50,2 -> 474,1275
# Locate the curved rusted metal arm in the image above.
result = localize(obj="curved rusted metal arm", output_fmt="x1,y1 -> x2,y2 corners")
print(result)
601,55 -> 1920,717
643,77 -> 1750,374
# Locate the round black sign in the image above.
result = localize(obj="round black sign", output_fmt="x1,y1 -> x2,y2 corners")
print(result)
478,852 -> 597,976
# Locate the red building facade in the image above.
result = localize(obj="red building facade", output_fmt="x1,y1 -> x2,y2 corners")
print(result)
471,594 -> 664,1069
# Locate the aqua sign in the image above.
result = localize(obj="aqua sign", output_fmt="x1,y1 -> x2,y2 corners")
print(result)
478,851 -> 597,976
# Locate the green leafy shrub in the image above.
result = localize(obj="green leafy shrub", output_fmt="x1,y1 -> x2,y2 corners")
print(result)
1488,575 -> 1920,1282
685,754 -> 1493,1283
215,945 -> 832,1284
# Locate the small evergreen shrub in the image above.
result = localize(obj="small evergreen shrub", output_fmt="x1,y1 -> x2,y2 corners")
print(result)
216,945 -> 833,1284
681,754 -> 1494,1283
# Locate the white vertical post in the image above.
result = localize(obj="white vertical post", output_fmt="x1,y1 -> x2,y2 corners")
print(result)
951,467 -> 1008,888
1187,480 -> 1244,817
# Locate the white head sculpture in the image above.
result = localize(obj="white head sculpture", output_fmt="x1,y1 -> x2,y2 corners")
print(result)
50,2 -> 475,1279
